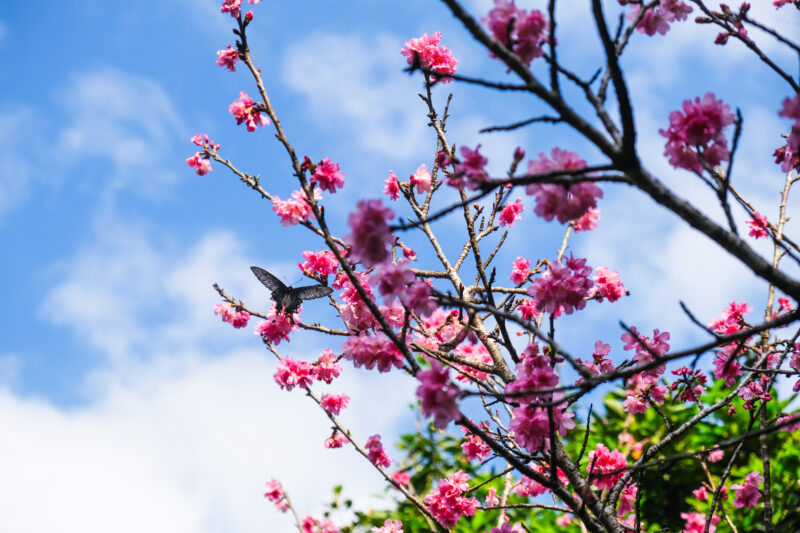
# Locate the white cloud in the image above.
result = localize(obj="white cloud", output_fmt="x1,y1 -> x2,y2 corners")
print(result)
282,33 -> 433,161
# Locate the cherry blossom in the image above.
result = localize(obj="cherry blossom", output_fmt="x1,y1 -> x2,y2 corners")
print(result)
391,470 -> 411,487
779,93 -> 800,151
482,1 -> 549,66
345,199 -> 395,267
621,326 -> 670,379
374,261 -> 415,304
220,0 -> 260,18
747,211 -> 769,239
320,393 -> 350,416
525,148 -> 603,224
424,470 -> 479,528
216,44 -> 239,71
264,478 -> 289,512
731,471 -> 764,508
186,153 -> 213,175
573,207 -> 599,231
228,91 -> 270,131
214,302 -> 250,328
324,432 -> 348,449
660,93 -> 735,173
254,305 -> 299,345
299,249 -> 339,278
371,520 -> 403,533
310,157 -> 345,193
671,366 -> 707,403
499,198 -> 524,227
587,443 -> 628,490
400,32 -> 458,83
485,487 -> 499,507
453,343 -> 493,382
274,356 -> 314,391
342,332 -> 404,373
509,399 -> 574,452
681,512 -> 720,533
272,189 -> 320,226
416,360 -> 461,429
527,255 -> 594,315
591,266 -> 626,302
509,256 -> 531,285
384,170 -> 400,201
410,164 -> 432,193
365,434 -> 392,468
450,145 -> 489,190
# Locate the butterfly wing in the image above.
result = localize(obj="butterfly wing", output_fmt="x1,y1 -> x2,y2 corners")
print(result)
293,284 -> 333,301
250,266 -> 287,294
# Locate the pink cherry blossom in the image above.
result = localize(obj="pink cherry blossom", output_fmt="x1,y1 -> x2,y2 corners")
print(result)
299,249 -> 339,278
712,347 -> 744,387
628,0 -> 692,36
384,170 -> 400,201
409,164 -> 432,193
374,261 -> 415,304
453,343 -> 493,382
779,94 -> 800,151
450,145 -> 489,190
708,448 -> 725,462
401,32 -> 458,84
738,376 -> 771,410
342,332 -> 404,373
214,302 -> 250,328
573,207 -> 599,231
709,301 -> 752,335
371,520 -> 403,533
264,478 -> 289,512
216,44 -> 239,71
505,349 -> 559,403
482,1 -> 549,66
731,471 -> 764,508
623,374 -> 668,414
587,443 -> 628,490
513,464 -> 569,498
254,306 -> 299,345
417,360 -> 461,429
681,512 -> 720,533
510,257 -> 531,285
660,93 -> 735,172
591,266 -> 626,302
671,366 -> 707,403
345,199 -> 395,267
220,0 -> 260,18
324,431 -> 349,449
621,326 -> 670,379
509,400 -> 574,452
692,486 -> 709,501
320,393 -> 350,415
334,271 -> 374,304
186,153 -> 213,175
314,349 -> 343,384
274,356 -> 314,391
618,483 -> 637,517
499,198 -> 524,227
271,189 -> 320,226
747,211 -> 769,239
424,470 -> 479,528
310,157 -> 345,193
774,143 -> 800,173
401,243 -> 417,261
527,255 -> 594,315
518,298 -> 537,320
228,91 -> 270,132
777,414 -> 800,432
391,470 -> 411,487
365,434 -> 392,468
485,487 -> 500,506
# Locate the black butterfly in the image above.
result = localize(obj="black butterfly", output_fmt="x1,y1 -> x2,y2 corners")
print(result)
251,266 -> 333,319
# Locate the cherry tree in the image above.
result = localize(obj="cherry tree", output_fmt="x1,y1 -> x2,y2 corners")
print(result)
189,0 -> 800,531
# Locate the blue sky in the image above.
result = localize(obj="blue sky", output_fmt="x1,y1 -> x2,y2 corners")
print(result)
1,1 -> 799,531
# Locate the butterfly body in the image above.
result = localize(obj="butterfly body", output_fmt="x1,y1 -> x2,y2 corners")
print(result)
251,266 -> 333,320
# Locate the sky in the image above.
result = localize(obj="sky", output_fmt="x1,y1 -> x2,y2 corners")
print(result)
1,1 -> 799,532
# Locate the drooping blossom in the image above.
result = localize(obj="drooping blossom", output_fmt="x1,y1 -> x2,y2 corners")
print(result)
416,360 -> 461,429
692,486 -> 709,501
671,366 -> 707,403
228,91 -> 270,132
573,207 -> 599,231
731,471 -> 764,508
216,44 -> 239,71
525,148 -> 603,224
371,520 -> 403,533
272,189 -> 320,226
345,199 -> 395,267
527,255 -> 594,315
254,305 -> 299,345
324,431 -> 349,449
400,32 -> 458,84
453,343 -> 493,382
274,356 -> 315,391
505,346 -> 559,403
186,152 -> 213,175
513,464 -> 569,498
499,198 -> 524,227
313,349 -> 342,384
423,308 -> 462,344
342,332 -> 404,373
391,470 -> 411,487
518,299 -> 537,320
618,483 -> 638,517
747,212 -> 770,239
400,243 -> 417,261
365,434 -> 392,468
319,393 -> 350,416
779,94 -> 800,151
401,280 -> 438,317
510,257 -> 531,285
384,170 -> 400,201
299,249 -> 339,278
591,267 -> 626,302
374,261 -> 415,304
485,487 -> 500,507
410,164 -> 432,193
460,424 -> 492,461
334,270 -> 374,304
623,373 -> 668,414
738,376 -> 772,410
660,93 -> 735,173
220,0 -> 261,18
214,302 -> 250,328
482,1 -> 549,66
627,0 -> 692,36
510,399 -> 575,452
587,443 -> 628,490
264,478 -> 289,512
621,326 -> 670,379
576,340 -> 615,380
450,145 -> 489,190
681,512 -> 720,533
310,158 -> 345,193
424,470 -> 479,528
774,143 -> 800,173
713,346 -> 745,387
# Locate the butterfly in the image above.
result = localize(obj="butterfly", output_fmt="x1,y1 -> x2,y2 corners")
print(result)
250,266 -> 333,319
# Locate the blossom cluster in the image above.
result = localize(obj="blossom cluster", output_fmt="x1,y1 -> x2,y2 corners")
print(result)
423,470 -> 479,528
214,302 -> 250,328
482,0 -> 549,66
625,0 -> 693,37
400,32 -> 458,83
